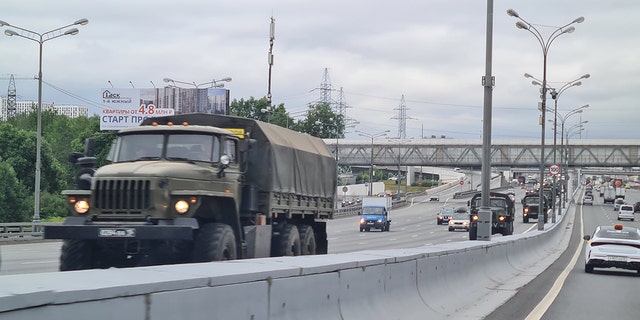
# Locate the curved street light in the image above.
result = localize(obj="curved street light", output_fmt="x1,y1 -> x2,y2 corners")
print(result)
356,130 -> 390,196
1,18 -> 89,222
508,8 -> 584,229
554,104 -> 589,212
530,72 -> 589,218
163,77 -> 232,88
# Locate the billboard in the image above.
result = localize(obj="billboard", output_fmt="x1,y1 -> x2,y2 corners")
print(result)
99,87 -> 229,130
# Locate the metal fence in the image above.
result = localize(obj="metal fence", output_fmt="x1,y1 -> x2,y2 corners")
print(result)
0,222 -> 51,241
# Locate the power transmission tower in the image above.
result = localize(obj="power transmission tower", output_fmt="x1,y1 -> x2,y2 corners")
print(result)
7,74 -> 17,118
391,94 -> 411,139
319,67 -> 332,106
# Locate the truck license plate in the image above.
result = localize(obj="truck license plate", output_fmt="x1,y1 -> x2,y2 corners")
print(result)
98,228 -> 136,238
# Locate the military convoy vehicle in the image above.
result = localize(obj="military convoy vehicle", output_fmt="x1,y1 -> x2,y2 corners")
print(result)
521,194 -> 550,223
467,192 -> 515,240
45,113 -> 336,271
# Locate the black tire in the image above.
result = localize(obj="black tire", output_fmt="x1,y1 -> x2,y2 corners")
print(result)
448,227 -> 453,232
192,223 -> 237,262
386,223 -> 390,232
585,263 -> 594,273
60,239 -> 97,271
275,224 -> 301,256
523,216 -> 529,223
544,214 -> 548,223
360,228 -> 364,232
365,227 -> 370,232
469,225 -> 478,240
437,220 -> 442,225
298,224 -> 316,255
503,222 -> 514,236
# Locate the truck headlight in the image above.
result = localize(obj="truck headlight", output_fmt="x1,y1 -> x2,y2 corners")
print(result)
174,200 -> 190,214
471,215 -> 479,221
498,216 -> 506,221
360,218 -> 365,224
74,199 -> 90,214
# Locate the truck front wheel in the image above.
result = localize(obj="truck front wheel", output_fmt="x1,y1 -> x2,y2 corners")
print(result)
298,224 -> 316,255
469,225 -> 478,240
192,223 -> 237,262
60,239 -> 97,271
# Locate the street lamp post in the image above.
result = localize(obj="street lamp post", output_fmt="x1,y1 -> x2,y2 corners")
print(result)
562,119 -> 588,207
1,18 -> 89,222
163,77 -> 232,89
356,130 -> 390,196
508,8 -> 584,231
527,73 -> 589,220
555,105 -> 589,211
564,123 -> 587,198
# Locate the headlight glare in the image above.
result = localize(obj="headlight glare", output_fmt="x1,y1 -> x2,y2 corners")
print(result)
175,200 -> 190,214
74,200 -> 90,214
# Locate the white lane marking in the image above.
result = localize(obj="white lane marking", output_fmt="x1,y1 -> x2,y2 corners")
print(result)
22,261 -> 58,265
525,203 -> 584,320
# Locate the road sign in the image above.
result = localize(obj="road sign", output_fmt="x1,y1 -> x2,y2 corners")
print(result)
549,164 -> 561,176
342,186 -> 348,193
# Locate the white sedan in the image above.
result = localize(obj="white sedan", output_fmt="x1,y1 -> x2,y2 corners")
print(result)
583,224 -> 640,274
617,204 -> 635,221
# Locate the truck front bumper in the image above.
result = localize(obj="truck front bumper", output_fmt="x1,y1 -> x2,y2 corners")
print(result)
44,217 -> 198,240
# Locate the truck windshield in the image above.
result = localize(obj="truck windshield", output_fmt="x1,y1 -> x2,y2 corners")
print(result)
114,133 -> 220,163
362,207 -> 385,215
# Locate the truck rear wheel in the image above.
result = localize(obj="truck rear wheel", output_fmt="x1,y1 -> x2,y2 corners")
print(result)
298,224 -> 316,255
60,239 -> 97,271
192,223 -> 237,262
275,224 -> 301,256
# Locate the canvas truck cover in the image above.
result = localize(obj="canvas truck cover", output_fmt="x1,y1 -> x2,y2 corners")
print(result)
140,113 -> 337,199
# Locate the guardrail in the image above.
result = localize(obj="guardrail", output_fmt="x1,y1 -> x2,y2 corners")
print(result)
0,222 -> 47,241
0,200 -> 407,240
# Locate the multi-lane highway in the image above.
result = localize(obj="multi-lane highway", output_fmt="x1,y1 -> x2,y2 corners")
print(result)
2,182 -> 639,319
0,182 -> 534,275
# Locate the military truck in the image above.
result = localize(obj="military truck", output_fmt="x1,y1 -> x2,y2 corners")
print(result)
44,113 -> 336,271
467,192 -> 515,240
521,194 -> 550,223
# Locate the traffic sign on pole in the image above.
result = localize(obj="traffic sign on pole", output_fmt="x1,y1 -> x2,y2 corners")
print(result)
549,164 -> 561,176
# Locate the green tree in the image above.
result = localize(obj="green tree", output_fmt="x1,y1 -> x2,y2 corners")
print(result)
0,162 -> 30,222
296,103 -> 344,138
229,96 -> 294,128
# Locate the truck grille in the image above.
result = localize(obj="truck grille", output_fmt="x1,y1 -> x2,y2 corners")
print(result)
94,179 -> 151,214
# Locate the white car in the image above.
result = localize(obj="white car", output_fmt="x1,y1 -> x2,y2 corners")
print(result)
618,204 -> 635,221
583,224 -> 640,274
583,195 -> 593,206
613,198 -> 625,211
448,213 -> 470,232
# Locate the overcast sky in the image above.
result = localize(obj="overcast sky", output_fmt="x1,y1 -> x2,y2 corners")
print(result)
1,0 -> 638,140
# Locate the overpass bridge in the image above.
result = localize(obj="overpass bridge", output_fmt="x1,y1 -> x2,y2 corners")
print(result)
325,138 -> 640,168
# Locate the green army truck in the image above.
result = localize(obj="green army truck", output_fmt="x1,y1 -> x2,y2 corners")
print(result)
467,192 -> 515,240
45,113 -> 336,271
